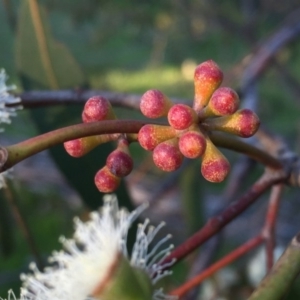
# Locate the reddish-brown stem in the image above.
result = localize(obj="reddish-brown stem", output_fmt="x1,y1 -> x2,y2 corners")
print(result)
168,179 -> 284,298
161,169 -> 287,267
262,184 -> 284,271
169,183 -> 285,298
10,90 -> 187,110
209,132 -> 283,170
0,119 -> 283,173
0,119 -> 148,172
170,235 -> 264,298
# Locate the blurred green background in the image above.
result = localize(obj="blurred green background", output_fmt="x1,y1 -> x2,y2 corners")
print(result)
1,1 -> 300,299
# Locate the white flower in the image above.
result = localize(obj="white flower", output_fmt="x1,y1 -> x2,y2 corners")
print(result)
1,195 -> 177,300
0,69 -> 22,189
0,69 -> 22,128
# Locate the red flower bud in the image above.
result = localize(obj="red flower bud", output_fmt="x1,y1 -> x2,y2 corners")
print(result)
204,87 -> 239,117
201,138 -> 230,183
153,138 -> 183,172
95,166 -> 121,193
82,96 -> 115,123
64,134 -> 117,157
193,60 -> 223,112
179,130 -> 206,159
205,109 -> 260,138
140,89 -> 173,118
168,104 -> 198,130
106,139 -> 133,177
138,125 -> 176,151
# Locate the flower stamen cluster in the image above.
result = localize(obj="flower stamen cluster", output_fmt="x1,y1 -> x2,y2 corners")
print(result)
0,69 -> 22,189
0,69 -> 22,127
1,195 -> 177,300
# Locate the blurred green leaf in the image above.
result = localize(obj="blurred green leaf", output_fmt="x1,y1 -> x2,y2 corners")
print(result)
0,2 -> 14,74
29,106 -> 133,211
0,189 -> 14,257
15,0 -> 84,89
15,0 -> 133,211
180,162 -> 204,234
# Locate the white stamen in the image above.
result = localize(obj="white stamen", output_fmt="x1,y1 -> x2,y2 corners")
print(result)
0,69 -> 22,190
0,69 -> 22,126
1,194 -> 177,300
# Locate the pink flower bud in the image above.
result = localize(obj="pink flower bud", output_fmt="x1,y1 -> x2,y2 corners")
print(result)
205,109 -> 260,137
201,138 -> 230,182
153,138 -> 183,172
168,104 -> 198,130
193,60 -> 223,112
140,89 -> 173,118
82,96 -> 115,123
138,124 -> 176,151
95,166 -> 121,193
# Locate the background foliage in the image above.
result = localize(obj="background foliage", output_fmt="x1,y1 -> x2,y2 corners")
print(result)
1,0 -> 300,299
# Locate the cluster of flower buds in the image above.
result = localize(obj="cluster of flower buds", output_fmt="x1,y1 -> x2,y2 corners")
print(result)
94,137 -> 133,193
138,60 -> 260,183
63,96 -> 133,193
64,60 -> 260,192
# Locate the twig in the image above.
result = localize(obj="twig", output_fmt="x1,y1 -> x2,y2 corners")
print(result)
161,169 -> 287,267
9,10 -> 300,111
262,184 -> 284,271
240,8 -> 300,92
0,120 -> 283,173
210,132 -> 283,170
183,157 -> 255,300
10,90 -> 187,110
183,236 -> 222,300
169,181 -> 284,298
248,232 -> 300,300
0,119 -> 149,172
171,235 -> 264,299
272,59 -> 300,105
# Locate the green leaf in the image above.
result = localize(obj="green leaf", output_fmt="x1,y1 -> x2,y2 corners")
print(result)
0,2 -> 14,74
15,0 -> 133,211
180,162 -> 204,234
0,188 -> 14,257
29,106 -> 134,211
16,0 -> 84,89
